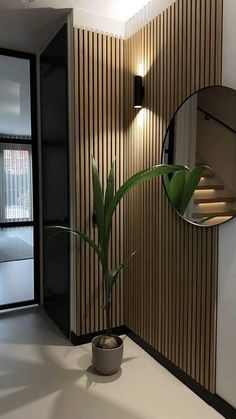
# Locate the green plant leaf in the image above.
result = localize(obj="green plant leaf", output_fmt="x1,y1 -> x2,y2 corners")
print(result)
104,159 -> 115,215
179,165 -> 209,215
92,158 -> 105,248
163,174 -> 171,198
105,249 -> 138,296
46,225 -> 103,264
105,164 -> 188,242
169,170 -> 187,210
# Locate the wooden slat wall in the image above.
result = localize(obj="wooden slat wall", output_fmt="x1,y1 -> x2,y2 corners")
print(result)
123,0 -> 222,392
74,29 -> 124,335
74,0 -> 223,393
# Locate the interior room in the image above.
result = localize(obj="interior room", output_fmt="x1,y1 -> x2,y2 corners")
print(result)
0,1 -> 235,418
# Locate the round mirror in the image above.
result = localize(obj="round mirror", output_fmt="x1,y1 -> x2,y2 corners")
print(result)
162,86 -> 236,227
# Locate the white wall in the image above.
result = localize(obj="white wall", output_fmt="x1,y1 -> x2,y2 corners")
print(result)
174,95 -> 197,168
73,8 -> 125,37
125,0 -> 174,38
216,0 -> 236,409
222,0 -> 236,89
0,0 -> 150,25
217,220 -> 236,408
73,0 -> 175,38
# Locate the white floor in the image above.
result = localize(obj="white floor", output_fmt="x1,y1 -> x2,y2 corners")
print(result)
0,308 -> 223,419
0,227 -> 34,305
0,227 -> 33,246
0,260 -> 34,305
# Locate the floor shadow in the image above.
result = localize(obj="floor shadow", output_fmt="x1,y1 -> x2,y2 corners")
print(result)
0,341 -> 140,419
78,351 -> 137,387
86,366 -> 122,385
50,381 -> 147,419
0,346 -> 79,416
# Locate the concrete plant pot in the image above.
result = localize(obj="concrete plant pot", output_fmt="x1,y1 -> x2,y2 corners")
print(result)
92,335 -> 124,375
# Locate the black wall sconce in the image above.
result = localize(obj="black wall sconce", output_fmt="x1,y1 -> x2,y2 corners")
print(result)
134,75 -> 144,108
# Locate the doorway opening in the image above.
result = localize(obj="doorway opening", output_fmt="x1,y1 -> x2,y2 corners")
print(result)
0,49 -> 39,310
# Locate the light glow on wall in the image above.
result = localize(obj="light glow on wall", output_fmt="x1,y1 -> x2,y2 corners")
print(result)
137,63 -> 145,77
137,108 -> 145,127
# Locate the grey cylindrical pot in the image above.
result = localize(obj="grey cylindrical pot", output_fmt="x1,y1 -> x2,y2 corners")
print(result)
92,335 -> 124,375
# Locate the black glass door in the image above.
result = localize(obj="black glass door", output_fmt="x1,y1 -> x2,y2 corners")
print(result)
40,24 -> 70,337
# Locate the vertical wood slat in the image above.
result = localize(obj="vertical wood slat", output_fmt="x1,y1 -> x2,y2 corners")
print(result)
74,29 -> 79,332
74,30 -> 124,335
93,32 -> 99,332
124,0 -> 222,393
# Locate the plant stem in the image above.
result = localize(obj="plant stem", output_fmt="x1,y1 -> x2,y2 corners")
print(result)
103,263 -> 111,336
106,299 -> 111,336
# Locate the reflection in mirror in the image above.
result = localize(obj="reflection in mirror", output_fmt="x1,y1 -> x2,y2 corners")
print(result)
162,86 -> 236,226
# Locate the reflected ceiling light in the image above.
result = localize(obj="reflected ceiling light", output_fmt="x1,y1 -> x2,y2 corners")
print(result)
198,202 -> 226,206
195,189 -> 216,193
134,75 -> 144,109
21,0 -> 35,3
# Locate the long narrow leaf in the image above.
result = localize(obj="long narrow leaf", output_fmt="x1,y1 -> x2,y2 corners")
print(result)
106,249 -> 138,296
92,158 -> 105,248
169,170 -> 187,210
105,164 -> 188,241
47,225 -> 103,265
163,174 -> 171,198
179,165 -> 209,215
104,159 -> 115,215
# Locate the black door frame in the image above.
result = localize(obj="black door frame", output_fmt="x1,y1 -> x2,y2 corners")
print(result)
0,47 -> 40,310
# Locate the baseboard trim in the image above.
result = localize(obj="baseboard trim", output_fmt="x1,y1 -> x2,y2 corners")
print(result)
70,326 -> 236,419
126,329 -> 235,419
70,325 -> 129,346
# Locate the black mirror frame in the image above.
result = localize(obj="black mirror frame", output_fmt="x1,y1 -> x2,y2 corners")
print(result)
161,84 -> 236,228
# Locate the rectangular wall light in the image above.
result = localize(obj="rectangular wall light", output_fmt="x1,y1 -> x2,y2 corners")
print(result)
134,75 -> 144,108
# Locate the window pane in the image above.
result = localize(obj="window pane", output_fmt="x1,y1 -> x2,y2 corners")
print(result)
0,144 -> 33,222
0,55 -> 31,138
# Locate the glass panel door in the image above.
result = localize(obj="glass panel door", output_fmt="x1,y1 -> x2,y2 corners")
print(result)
0,51 -> 38,310
0,54 -> 31,138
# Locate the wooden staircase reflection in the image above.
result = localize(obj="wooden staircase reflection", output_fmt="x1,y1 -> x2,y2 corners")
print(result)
192,169 -> 236,225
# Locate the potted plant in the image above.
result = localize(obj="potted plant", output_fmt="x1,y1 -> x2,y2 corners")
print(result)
53,158 -> 186,375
